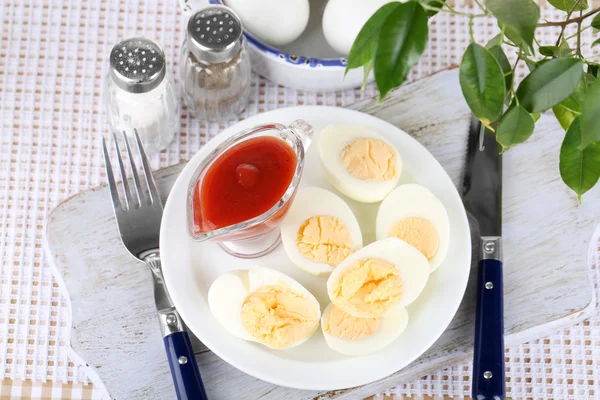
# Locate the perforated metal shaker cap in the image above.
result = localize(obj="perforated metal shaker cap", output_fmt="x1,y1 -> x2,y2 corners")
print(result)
186,5 -> 243,63
109,37 -> 166,94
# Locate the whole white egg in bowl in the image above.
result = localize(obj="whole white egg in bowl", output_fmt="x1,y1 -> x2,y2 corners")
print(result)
178,0 -> 391,91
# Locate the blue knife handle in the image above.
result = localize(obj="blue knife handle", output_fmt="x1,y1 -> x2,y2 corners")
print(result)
163,331 -> 209,400
472,258 -> 505,400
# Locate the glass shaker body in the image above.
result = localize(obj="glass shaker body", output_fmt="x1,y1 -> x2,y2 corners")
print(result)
104,70 -> 179,153
180,5 -> 252,123
180,41 -> 251,122
103,37 -> 179,154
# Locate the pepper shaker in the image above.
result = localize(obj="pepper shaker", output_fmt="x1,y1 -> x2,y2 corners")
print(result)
180,5 -> 252,122
104,37 -> 179,153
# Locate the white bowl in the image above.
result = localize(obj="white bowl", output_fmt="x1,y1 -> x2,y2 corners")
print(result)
179,0 -> 371,91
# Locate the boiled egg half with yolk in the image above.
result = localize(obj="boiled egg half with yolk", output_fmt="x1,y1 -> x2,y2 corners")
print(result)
317,124 -> 402,203
326,237 -> 429,318
321,303 -> 409,356
376,184 -> 450,272
280,186 -> 363,276
208,266 -> 321,349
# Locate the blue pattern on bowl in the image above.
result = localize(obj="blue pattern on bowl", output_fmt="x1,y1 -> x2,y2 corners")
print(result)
208,0 -> 346,68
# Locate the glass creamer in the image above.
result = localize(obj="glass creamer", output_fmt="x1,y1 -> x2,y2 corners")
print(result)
187,120 -> 313,258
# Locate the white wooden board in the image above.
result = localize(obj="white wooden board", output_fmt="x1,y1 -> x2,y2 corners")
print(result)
46,68 -> 598,400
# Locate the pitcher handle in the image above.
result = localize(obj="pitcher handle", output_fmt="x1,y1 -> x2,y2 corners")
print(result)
289,119 -> 313,152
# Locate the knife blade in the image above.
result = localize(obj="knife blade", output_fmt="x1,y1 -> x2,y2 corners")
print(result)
462,117 -> 505,400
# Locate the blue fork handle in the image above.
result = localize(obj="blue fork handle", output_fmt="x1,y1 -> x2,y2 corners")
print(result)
472,258 -> 505,400
164,331 -> 209,400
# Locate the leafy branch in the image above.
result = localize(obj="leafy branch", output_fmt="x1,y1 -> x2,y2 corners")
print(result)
538,6 -> 600,27
345,0 -> 600,201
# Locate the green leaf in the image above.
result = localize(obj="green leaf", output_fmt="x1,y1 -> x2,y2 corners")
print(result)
421,0 -> 446,17
552,73 -> 594,131
561,76 -> 587,113
547,0 -> 588,11
539,46 -> 557,57
540,43 -> 574,57
591,13 -> 600,30
553,104 -> 578,130
362,60 -> 373,90
516,58 -> 584,113
486,34 -> 503,49
345,2 -> 402,72
487,0 -> 540,50
579,78 -> 600,148
459,43 -> 506,126
488,45 -> 513,91
559,117 -> 600,201
374,1 -> 428,100
503,24 -> 532,55
525,58 -> 537,72
588,63 -> 600,77
531,112 -> 541,122
592,38 -> 600,47
558,41 -> 575,57
496,105 -> 536,150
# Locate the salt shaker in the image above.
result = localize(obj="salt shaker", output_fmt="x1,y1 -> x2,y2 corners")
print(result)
104,37 -> 179,153
180,5 -> 252,122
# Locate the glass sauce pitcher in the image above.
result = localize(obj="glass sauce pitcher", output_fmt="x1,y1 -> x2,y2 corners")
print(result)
186,120 -> 313,258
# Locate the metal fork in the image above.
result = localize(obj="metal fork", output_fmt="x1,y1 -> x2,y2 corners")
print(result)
102,131 -> 208,400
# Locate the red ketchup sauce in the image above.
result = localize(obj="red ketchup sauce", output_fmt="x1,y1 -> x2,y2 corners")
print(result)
194,136 -> 297,233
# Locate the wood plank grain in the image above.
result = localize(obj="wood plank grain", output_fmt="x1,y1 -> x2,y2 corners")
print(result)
46,68 -> 597,400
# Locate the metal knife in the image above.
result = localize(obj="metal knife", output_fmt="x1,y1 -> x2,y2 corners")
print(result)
462,117 -> 505,400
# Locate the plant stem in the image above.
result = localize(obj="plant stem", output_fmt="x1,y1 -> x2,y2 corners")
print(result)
539,6 -> 600,28
577,12 -> 582,57
564,24 -> 591,40
420,4 -> 487,18
553,0 -> 584,47
510,52 -> 522,106
469,17 -> 475,42
472,0 -> 486,13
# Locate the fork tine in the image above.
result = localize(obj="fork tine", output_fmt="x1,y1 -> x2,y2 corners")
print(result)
112,132 -> 132,210
102,137 -> 123,211
122,131 -> 144,207
133,129 -> 161,206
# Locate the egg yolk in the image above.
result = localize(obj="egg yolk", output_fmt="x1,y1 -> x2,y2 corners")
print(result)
240,284 -> 319,349
330,258 -> 403,318
324,305 -> 381,341
340,138 -> 397,181
296,215 -> 353,266
389,217 -> 439,260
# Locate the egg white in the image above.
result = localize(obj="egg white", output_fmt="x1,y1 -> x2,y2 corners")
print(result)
321,303 -> 409,356
317,124 -> 402,203
322,0 -> 397,56
280,186 -> 363,276
224,0 -> 309,47
326,237 -> 429,317
376,184 -> 450,272
207,266 -> 322,349
207,269 -> 256,342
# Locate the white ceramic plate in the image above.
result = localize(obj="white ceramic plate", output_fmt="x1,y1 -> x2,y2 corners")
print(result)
160,106 -> 471,390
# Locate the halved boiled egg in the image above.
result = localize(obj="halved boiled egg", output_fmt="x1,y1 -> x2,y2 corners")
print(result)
317,124 -> 402,203
321,303 -> 409,356
376,184 -> 450,272
326,238 -> 429,318
280,186 -> 363,276
208,266 -> 321,349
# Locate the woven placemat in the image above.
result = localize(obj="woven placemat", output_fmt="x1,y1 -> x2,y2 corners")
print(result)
0,1 -> 599,399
